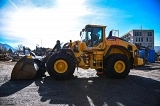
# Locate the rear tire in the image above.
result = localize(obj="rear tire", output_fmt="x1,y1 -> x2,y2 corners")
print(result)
104,54 -> 130,78
47,52 -> 75,80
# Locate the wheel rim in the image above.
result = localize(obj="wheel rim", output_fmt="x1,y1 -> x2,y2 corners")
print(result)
54,60 -> 68,73
114,60 -> 125,73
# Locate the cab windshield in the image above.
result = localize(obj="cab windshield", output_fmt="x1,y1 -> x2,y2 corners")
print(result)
81,26 -> 103,47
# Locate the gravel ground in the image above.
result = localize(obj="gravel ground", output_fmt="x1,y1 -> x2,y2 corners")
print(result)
0,61 -> 160,106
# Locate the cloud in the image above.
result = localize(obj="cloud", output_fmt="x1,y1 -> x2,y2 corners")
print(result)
0,0 -> 93,49
0,0 -> 134,49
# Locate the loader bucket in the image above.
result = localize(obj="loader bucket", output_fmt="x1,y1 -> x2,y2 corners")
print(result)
11,56 -> 36,80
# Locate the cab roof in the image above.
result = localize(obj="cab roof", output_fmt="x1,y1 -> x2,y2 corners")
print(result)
85,24 -> 107,28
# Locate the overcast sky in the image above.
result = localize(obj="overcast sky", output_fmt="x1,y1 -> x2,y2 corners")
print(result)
0,0 -> 160,49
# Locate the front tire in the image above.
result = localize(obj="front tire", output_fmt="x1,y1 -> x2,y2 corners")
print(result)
47,52 -> 75,80
104,54 -> 130,78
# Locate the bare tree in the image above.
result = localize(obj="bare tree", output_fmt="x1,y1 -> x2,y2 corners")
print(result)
0,45 -> 3,54
157,49 -> 160,55
17,44 -> 23,53
7,48 -> 13,54
1,46 -> 7,53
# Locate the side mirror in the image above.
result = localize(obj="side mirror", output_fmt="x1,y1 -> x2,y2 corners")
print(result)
80,29 -> 85,37
80,31 -> 82,37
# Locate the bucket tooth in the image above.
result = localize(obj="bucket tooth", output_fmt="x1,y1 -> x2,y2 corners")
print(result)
11,56 -> 36,80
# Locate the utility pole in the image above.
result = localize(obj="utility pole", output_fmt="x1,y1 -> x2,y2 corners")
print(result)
41,39 -> 42,47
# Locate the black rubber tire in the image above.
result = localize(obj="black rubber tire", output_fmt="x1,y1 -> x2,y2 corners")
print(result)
34,59 -> 46,78
46,52 -> 75,80
43,53 -> 53,63
104,54 -> 130,79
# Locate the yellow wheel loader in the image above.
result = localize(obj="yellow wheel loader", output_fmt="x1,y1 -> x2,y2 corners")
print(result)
11,24 -> 143,80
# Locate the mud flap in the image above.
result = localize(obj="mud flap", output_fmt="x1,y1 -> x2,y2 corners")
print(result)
11,56 -> 36,80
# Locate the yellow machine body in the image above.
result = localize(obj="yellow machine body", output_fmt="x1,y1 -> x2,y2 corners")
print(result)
69,25 -> 143,70
11,24 -> 144,80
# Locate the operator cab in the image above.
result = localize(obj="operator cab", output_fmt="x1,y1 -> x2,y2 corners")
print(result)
80,25 -> 104,47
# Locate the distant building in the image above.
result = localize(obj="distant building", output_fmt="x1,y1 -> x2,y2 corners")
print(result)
121,29 -> 154,50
